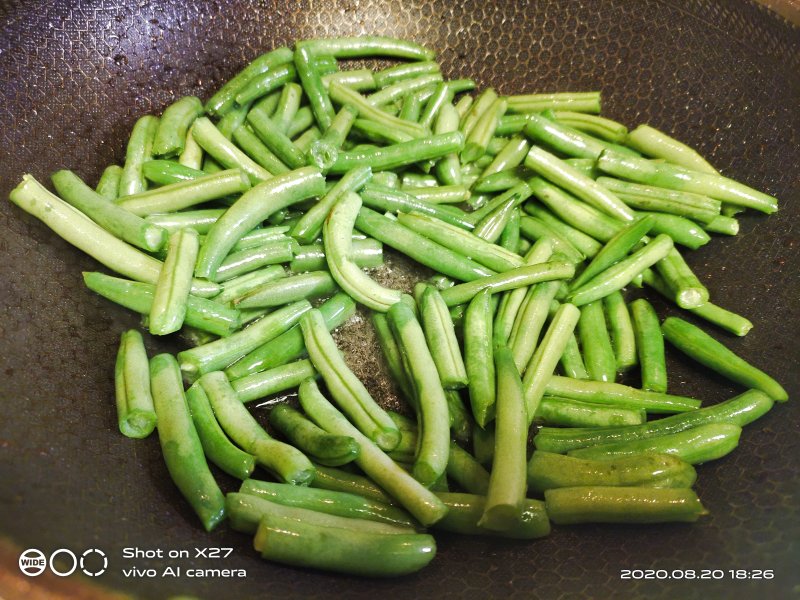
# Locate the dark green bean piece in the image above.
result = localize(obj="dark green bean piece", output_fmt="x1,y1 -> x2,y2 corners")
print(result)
523,113 -> 614,160
234,271 -> 337,309
528,451 -> 696,492
602,291 -> 637,372
309,464 -> 396,505
479,346 -> 527,531
246,107 -> 307,170
321,69 -> 377,93
119,115 -> 159,197
553,111 -> 628,142
560,332 -> 589,379
435,492 -> 550,539
307,105 -> 358,171
114,329 -> 157,438
301,310 -> 400,450
662,317 -> 787,401
289,238 -> 383,273
149,228 -> 199,335
459,88 -> 497,138
178,300 -> 311,381
462,98 -> 507,163
543,375 -> 700,414
641,269 -> 752,336
145,209 -> 225,234
464,289 -> 496,427
153,96 -> 204,157
518,216 -> 584,262
213,265 -> 287,306
579,301 -> 619,383
195,167 -> 324,280
356,207 -> 493,282
329,131 -> 464,174
96,164 -> 123,200
703,214 -> 739,236
233,63 -> 298,106
569,422 -> 742,464
231,359 -> 318,404
232,125 -> 291,175
534,388 -> 773,455
359,183 -> 474,229
630,299 -> 667,392
596,150 -> 777,213
226,293 -> 355,379
269,83 -> 303,135
498,207 -> 521,251
505,92 -> 601,114
597,177 -> 721,223
536,397 -> 646,427
239,479 -> 414,528
192,117 -> 273,184
51,169 -> 167,253
639,211 -> 711,250
405,184 -> 471,205
213,239 -> 294,283
185,383 -> 255,480
654,247 -> 709,309
508,281 -> 561,371
142,159 -> 205,185
419,286 -> 468,389
545,486 -> 706,524
523,203 -> 603,258
200,370 -> 315,484
252,511 -> 435,577
270,403 -> 358,467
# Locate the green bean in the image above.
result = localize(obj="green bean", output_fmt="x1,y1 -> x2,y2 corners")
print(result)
419,286 -> 468,389
401,173 -> 439,189
478,135 -> 530,182
329,131 -> 464,174
521,303 -> 582,421
321,69 -> 377,93
51,169 -> 167,253
405,184 -> 471,204
498,208 -> 521,251
435,492 -> 550,539
292,126 -> 322,153
570,215 -> 654,290
478,346 -> 527,531
432,101 -> 463,186
440,261 -> 574,307
372,313 -> 415,404
301,310 -> 400,450
505,92 -> 601,114
527,451 -> 695,492
597,150 -> 777,213
352,117 -> 414,145
639,211 -> 711,250
388,301 -> 451,485
459,88 -> 498,138
213,265 -> 286,307
9,175 -> 219,297
216,100 -> 254,140
579,301 -> 621,383
626,124 -> 717,174
233,271 -> 337,309
464,289 -> 496,427
149,228 -> 199,335
199,370 -> 315,485
233,63 -> 297,106
232,125 -> 291,175
191,117 -> 273,184
356,207 -> 493,282
227,293 -> 355,379
560,333 -> 589,379
536,397 -> 646,427
142,159 -> 205,185
231,359 -> 318,404
83,272 -> 239,337
195,167 -> 324,280
252,511 -> 435,577
119,115 -> 159,197
114,330 -> 157,438
569,234 -> 674,306
152,96 -> 204,157
178,300 -> 311,381
324,192 -> 401,311
629,299 -> 667,392
518,216 -> 584,262
270,401 -> 358,467
150,355 -> 226,531
299,379 -> 448,526
294,45 -> 335,130
569,423 -> 742,464
239,479 -> 414,528
465,181 -> 533,227
603,291 -> 637,372
368,74 -> 442,108
145,209 -> 225,234
284,106 -> 315,140
416,82 -> 451,130
525,146 -> 634,222
523,203 -> 603,258
267,83 -> 301,135
641,269 -> 752,336
179,123 -> 204,169
231,226 -> 292,251
552,111 -> 628,142
703,214 -> 739,236
523,113 -> 614,160
662,317 -> 787,401
96,164 -> 123,200
245,108 -> 307,170
545,486 -> 707,524
461,98 -> 507,163
397,212 -> 522,273
185,383 -> 255,480
375,62 -> 440,90
597,177 -> 721,223
306,105 -> 357,172
369,170 -> 400,189
446,442 -> 491,495
508,281 -> 562,371
359,183 -> 474,229
213,239 -> 294,282
118,169 -> 251,217
654,247 -> 709,309
290,238 -> 383,273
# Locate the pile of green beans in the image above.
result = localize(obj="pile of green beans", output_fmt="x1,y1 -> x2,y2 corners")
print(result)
7,35 -> 787,578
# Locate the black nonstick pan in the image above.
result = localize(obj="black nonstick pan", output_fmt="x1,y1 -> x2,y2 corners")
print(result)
1,1 -> 798,598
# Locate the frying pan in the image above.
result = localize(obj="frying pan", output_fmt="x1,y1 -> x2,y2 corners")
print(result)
0,1 -> 798,598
